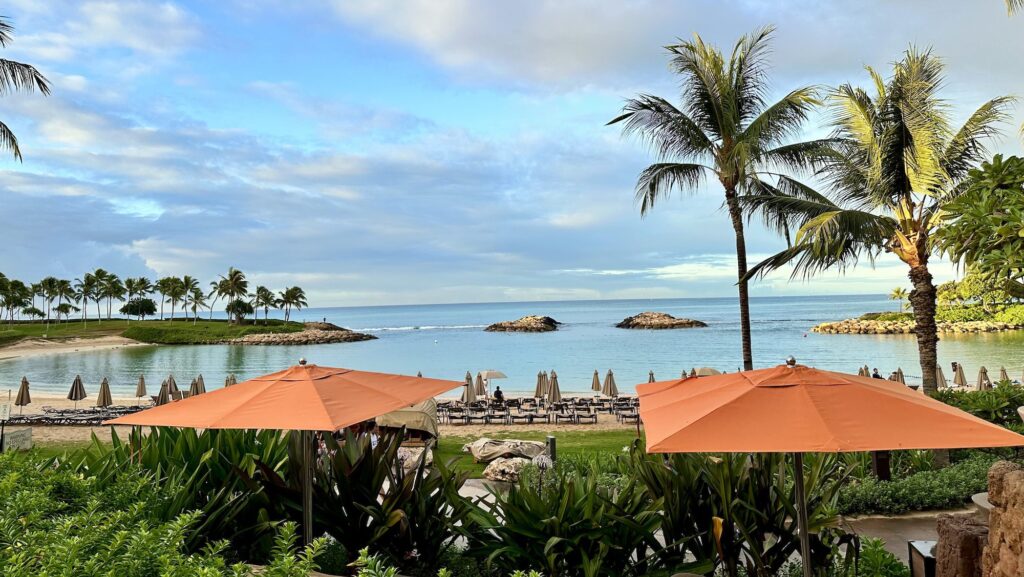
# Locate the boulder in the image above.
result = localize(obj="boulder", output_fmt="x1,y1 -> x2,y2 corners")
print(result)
485,315 -> 560,332
936,514 -> 987,577
983,461 -> 1024,577
616,312 -> 707,330
229,328 -> 376,346
482,457 -> 532,483
462,438 -> 547,463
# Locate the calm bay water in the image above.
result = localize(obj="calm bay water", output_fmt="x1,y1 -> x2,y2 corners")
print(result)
4,294 -> 1024,397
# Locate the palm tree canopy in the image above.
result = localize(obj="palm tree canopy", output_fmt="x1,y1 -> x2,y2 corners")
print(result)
746,48 -> 1013,280
0,16 -> 50,161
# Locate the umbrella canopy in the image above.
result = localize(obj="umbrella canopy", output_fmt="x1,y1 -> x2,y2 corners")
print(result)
696,367 -> 722,377
156,381 -> 170,406
935,366 -> 948,389
67,375 -> 87,403
474,372 -> 486,397
96,377 -> 113,408
535,371 -> 547,397
895,367 -> 906,385
978,366 -> 992,391
547,370 -> 562,403
107,363 -> 461,431
999,367 -> 1010,383
601,369 -> 619,397
196,374 -> 207,395
954,363 -> 968,387
461,372 -> 477,404
648,370 -> 656,383
225,373 -> 238,387
167,374 -> 179,395
638,362 -> 1024,453
135,375 -> 147,398
15,376 -> 30,408
689,368 -> 697,378
479,369 -> 507,381
591,370 -> 601,392
190,375 -> 207,397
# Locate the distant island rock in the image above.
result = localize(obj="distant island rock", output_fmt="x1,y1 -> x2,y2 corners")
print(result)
616,312 -> 708,330
231,322 -> 377,345
485,315 -> 560,333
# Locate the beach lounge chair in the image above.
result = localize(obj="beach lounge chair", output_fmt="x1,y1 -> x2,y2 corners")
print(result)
529,411 -> 551,425
554,409 -> 577,424
509,412 -> 532,424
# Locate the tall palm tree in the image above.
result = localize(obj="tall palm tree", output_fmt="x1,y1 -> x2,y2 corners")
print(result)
746,48 -> 1012,394
188,288 -> 208,325
216,268 -> 249,323
165,278 -> 186,320
278,286 -> 307,322
180,275 -> 200,320
74,274 -> 97,324
90,268 -> 110,321
38,276 -> 59,328
609,26 -> 821,370
101,274 -> 124,320
55,279 -> 74,322
0,17 -> 50,161
206,281 -> 220,321
155,276 -> 178,320
253,285 -> 276,325
889,287 -> 909,312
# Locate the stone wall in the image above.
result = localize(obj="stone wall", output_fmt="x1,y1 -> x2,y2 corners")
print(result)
983,461 -> 1024,577
936,514 -> 987,577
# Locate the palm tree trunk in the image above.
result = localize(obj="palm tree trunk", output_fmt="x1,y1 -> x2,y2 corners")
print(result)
159,294 -> 164,321
908,264 -> 939,395
725,189 -> 754,371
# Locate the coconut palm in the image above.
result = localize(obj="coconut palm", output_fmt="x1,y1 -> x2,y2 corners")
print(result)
253,286 -> 276,325
278,286 -> 307,322
90,269 -> 110,321
889,287 -> 909,312
37,276 -> 59,327
180,275 -> 200,320
155,276 -> 178,320
55,279 -> 74,322
164,277 -> 186,320
0,18 -> 50,161
609,26 -> 821,370
215,268 -> 249,323
74,274 -> 98,324
188,287 -> 208,325
100,274 -> 124,319
206,281 -> 220,320
746,48 -> 1012,393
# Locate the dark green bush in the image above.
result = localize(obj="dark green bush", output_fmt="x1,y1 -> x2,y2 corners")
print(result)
838,456 -> 997,515
858,312 -> 913,321
935,305 -> 991,322
995,304 -> 1024,325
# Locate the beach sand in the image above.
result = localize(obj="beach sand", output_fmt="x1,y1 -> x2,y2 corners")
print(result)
0,335 -> 148,361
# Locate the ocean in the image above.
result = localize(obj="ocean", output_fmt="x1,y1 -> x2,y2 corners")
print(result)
3,294 -> 1024,397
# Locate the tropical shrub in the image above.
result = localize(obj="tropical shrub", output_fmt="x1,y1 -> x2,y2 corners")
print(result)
932,384 -> 1024,428
120,297 -> 158,319
777,538 -> 908,577
858,312 -> 913,322
935,305 -> 991,322
837,455 -> 997,515
995,304 -> 1024,325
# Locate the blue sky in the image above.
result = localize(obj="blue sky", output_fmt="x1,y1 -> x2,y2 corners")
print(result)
1,0 -> 1022,306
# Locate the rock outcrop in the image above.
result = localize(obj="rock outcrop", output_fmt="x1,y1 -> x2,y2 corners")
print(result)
230,323 -> 376,345
616,312 -> 707,330
485,315 -> 560,333
936,514 -> 988,577
482,457 -> 532,483
812,319 -> 1024,335
983,461 -> 1024,577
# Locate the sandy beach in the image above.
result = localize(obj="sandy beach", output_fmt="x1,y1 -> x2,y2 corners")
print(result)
0,336 -> 148,361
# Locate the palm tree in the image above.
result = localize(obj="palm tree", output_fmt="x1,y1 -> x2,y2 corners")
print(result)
165,278 -> 186,321
746,48 -> 1012,394
206,281 -> 220,320
101,274 -> 124,320
216,268 -> 249,323
180,275 -> 200,320
74,274 -> 97,324
55,279 -> 74,322
188,288 -> 208,325
889,288 -> 909,312
609,26 -> 821,370
38,276 -> 59,328
0,17 -> 50,161
253,286 -> 276,325
155,277 -> 178,320
90,269 -> 110,321
1008,0 -> 1022,14
278,286 -> 307,322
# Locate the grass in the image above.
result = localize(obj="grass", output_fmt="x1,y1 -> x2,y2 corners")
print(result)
436,428 -> 640,477
0,317 -> 305,346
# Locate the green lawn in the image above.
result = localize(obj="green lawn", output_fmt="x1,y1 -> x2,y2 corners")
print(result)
0,318 -> 305,346
436,429 -> 641,477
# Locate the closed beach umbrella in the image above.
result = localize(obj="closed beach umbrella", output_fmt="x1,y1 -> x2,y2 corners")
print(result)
135,375 -> 147,402
196,374 -> 207,395
96,377 -> 113,408
935,366 -> 948,389
862,364 -> 870,377
637,361 -> 1024,577
602,369 -> 619,397
167,374 -> 179,395
689,368 -> 697,378
461,372 -> 476,404
857,367 -> 866,377
977,366 -> 992,391
999,367 -> 1010,383
474,372 -> 486,397
534,371 -> 546,398
895,368 -> 905,385
417,371 -> 422,378
696,367 -> 722,377
954,363 -> 968,387
547,371 -> 562,403
67,375 -> 87,409
15,377 -> 30,413
648,370 -> 656,383
591,370 -> 601,392
681,370 -> 687,379
106,362 -> 462,545
156,380 -> 170,406
225,373 -> 238,387
188,379 -> 197,397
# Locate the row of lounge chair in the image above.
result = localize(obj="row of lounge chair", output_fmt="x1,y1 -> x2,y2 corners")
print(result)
437,397 -> 639,426
6,405 -> 146,426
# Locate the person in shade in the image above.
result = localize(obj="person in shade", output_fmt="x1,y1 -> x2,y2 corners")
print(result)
493,386 -> 505,402
872,368 -> 883,379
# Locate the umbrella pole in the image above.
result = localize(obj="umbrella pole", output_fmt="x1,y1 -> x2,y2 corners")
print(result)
302,430 -> 314,545
793,452 -> 812,577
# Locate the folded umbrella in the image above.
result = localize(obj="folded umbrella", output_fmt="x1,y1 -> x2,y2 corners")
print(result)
591,370 -> 601,392
67,375 -> 87,409
96,377 -> 113,408
648,370 -> 655,383
999,367 -> 1010,383
15,376 -> 30,413
977,366 -> 992,391
135,375 -> 147,403
602,369 -> 619,397
547,370 -> 562,403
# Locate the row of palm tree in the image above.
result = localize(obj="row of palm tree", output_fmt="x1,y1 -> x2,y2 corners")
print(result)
0,268 -> 308,326
613,27 -> 1011,394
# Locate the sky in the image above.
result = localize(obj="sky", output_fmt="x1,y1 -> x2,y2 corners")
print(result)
1,0 -> 1022,307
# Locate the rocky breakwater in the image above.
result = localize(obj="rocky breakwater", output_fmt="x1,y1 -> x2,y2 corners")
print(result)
484,315 -> 560,332
230,322 -> 377,345
616,312 -> 707,329
812,319 -> 1024,335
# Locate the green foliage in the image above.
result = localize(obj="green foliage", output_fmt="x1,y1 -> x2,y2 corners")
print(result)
995,304 -> 1024,325
856,537 -> 911,577
837,456 -> 997,515
122,318 -> 304,344
0,453 -> 323,577
935,305 -> 992,322
0,329 -> 20,346
858,312 -> 913,322
932,384 -> 1024,427
120,297 -> 157,318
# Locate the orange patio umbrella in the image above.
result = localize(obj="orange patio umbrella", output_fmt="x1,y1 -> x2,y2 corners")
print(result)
107,360 -> 462,543
637,358 -> 1024,577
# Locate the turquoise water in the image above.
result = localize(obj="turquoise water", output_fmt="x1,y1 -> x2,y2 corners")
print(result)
3,295 -> 1024,397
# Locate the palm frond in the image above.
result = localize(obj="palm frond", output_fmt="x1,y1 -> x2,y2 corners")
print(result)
739,86 -> 820,154
742,176 -> 842,234
1008,0 -> 1024,14
633,163 -> 710,216
0,58 -> 50,95
0,118 -> 21,160
760,138 -> 844,173
729,25 -> 775,126
609,94 -> 714,161
941,96 -> 1014,184
667,35 -> 729,141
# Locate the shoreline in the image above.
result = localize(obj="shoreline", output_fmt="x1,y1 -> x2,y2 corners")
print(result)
0,336 -> 150,362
